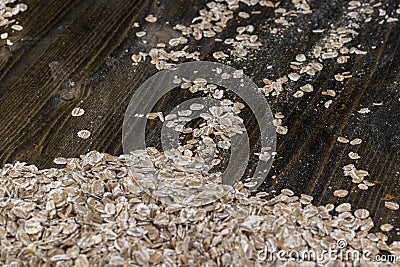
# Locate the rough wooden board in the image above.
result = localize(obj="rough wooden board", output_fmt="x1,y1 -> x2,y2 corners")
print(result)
0,0 -> 399,241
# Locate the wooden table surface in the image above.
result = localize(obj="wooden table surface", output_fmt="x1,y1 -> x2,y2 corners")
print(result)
0,0 -> 399,241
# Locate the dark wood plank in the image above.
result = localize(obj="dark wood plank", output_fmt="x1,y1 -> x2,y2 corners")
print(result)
0,0 -> 399,242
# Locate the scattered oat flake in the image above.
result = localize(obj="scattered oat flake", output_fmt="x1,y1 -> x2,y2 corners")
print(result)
337,56 -> 349,64
325,204 -> 335,212
300,84 -> 313,93
272,119 -> 282,126
295,54 -> 306,62
0,2 -> 28,46
354,209 -> 369,219
337,136 -> 349,143
145,14 -> 157,23
380,224 -> 394,232
104,203 -> 116,215
322,90 -> 336,97
131,54 -> 142,63
221,73 -> 230,79
189,103 -> 204,111
77,130 -> 91,139
333,189 -> 348,198
281,188 -> 294,196
11,24 -> 23,31
213,51 -> 228,60
350,138 -> 362,145
169,38 -> 180,47
258,153 -> 271,162
336,203 -> 351,213
274,112 -> 284,119
322,52 -> 338,59
324,100 -> 333,108
233,70 -> 244,78
178,110 -> 192,117
358,183 -> 368,190
293,90 -> 304,98
276,125 -> 288,135
136,31 -> 147,38
358,108 -> 371,114
53,157 -> 67,165
1,0 -> 400,264
147,112 -> 164,121
334,74 -> 345,81
71,107 -> 85,117
348,152 -> 361,160
288,73 -> 300,81
238,12 -> 250,19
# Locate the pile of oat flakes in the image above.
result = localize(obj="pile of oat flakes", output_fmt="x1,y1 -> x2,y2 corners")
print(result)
0,151 -> 399,266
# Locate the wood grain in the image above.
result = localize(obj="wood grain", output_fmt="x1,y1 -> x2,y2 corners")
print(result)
0,0 -> 399,241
